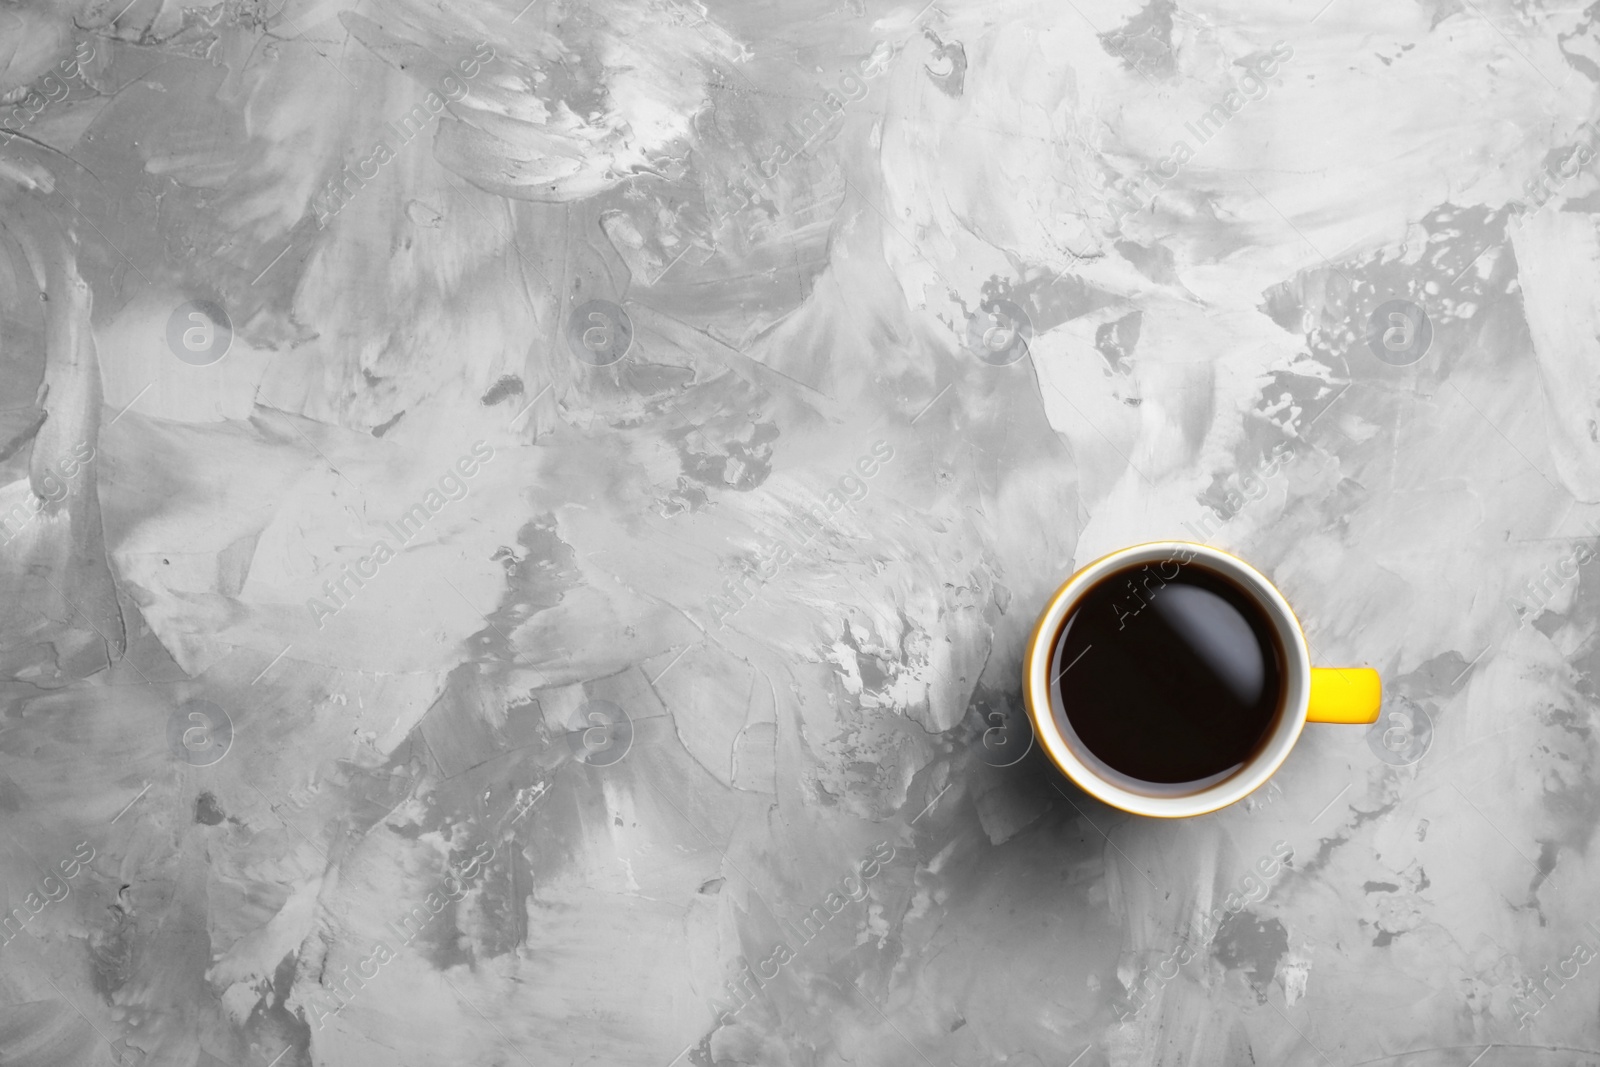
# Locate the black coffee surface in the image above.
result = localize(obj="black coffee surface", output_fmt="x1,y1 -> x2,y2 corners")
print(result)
1051,561 -> 1284,788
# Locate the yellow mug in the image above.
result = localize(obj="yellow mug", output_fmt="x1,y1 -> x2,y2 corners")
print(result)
1022,541 -> 1381,818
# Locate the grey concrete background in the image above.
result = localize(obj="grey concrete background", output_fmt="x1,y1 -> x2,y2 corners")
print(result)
1,0 -> 1599,1065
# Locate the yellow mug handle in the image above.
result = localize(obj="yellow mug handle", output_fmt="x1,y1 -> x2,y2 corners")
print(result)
1307,667 -> 1382,724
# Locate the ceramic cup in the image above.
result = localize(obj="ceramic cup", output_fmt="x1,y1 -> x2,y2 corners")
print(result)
1022,541 -> 1380,818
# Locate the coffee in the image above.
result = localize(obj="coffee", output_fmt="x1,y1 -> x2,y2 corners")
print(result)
1049,558 -> 1284,791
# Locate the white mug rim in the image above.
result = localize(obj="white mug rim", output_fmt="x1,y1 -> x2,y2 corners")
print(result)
1023,541 -> 1312,818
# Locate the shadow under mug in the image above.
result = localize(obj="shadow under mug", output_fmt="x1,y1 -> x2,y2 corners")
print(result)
1022,541 -> 1381,818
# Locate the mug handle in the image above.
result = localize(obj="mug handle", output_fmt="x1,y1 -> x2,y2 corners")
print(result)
1306,667 -> 1382,724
